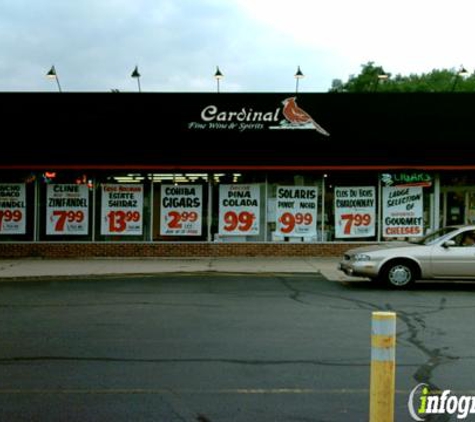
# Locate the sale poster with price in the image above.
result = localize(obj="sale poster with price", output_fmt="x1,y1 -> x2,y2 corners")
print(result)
218,184 -> 260,236
334,187 -> 375,238
0,183 -> 26,234
46,184 -> 89,235
101,184 -> 143,235
383,186 -> 423,237
160,185 -> 202,236
275,186 -> 318,237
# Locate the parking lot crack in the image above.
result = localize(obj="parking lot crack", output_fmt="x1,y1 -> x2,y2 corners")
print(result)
387,301 -> 458,397
277,277 -> 308,304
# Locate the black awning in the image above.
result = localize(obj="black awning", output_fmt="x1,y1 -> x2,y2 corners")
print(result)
2,92 -> 475,169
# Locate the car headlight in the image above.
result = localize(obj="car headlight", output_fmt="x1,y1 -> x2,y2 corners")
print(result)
353,253 -> 371,261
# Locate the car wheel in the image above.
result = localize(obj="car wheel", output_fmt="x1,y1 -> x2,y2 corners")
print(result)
381,260 -> 417,288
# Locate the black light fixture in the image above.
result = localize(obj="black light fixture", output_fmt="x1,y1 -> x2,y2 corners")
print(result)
214,66 -> 223,93
131,65 -> 141,92
46,65 -> 62,92
294,66 -> 304,93
452,65 -> 470,91
458,65 -> 469,77
374,71 -> 389,92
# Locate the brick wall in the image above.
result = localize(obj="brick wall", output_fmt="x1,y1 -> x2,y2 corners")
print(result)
0,242 -> 370,258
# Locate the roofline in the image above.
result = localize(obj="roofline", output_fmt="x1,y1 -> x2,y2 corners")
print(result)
1,164 -> 475,171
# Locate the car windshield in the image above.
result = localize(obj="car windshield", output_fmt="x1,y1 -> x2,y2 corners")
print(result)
412,227 -> 460,246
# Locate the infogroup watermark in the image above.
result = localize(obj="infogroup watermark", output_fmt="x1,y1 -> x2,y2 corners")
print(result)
408,383 -> 475,420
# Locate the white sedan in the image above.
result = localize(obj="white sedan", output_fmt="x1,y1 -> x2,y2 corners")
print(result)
338,225 -> 475,288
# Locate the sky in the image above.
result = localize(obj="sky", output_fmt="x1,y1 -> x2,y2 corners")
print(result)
1,0 -> 474,93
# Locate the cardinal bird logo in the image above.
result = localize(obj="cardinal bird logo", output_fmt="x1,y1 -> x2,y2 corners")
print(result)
280,97 -> 330,136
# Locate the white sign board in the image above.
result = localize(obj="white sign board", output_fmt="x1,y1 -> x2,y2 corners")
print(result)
218,184 -> 260,236
0,183 -> 26,234
46,184 -> 89,235
275,186 -> 318,237
101,184 -> 143,235
334,186 -> 376,238
160,185 -> 202,236
383,186 -> 423,237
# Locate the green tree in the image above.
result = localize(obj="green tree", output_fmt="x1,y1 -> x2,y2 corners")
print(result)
330,62 -> 475,92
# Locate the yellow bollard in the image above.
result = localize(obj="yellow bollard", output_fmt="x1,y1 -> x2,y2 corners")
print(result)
369,311 -> 396,422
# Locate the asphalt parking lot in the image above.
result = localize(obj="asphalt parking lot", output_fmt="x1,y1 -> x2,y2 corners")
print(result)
0,272 -> 474,421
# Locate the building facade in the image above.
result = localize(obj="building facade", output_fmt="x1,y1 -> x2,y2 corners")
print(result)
1,92 -> 474,258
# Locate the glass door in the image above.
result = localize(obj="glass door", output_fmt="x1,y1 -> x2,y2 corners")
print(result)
467,192 -> 475,224
444,191 -> 465,225
441,189 -> 475,226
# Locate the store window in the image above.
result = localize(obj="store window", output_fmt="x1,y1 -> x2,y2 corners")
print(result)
38,171 -> 94,241
324,172 -> 379,242
267,173 -> 323,242
211,172 -> 266,242
380,171 -> 435,239
0,171 -> 35,241
94,172 -> 151,242
151,173 -> 209,241
440,172 -> 475,226
0,168 -> 441,245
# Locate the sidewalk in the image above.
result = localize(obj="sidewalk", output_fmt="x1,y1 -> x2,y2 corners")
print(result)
0,257 -> 352,282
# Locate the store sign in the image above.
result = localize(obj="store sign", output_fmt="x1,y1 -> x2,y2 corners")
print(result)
0,183 -> 26,234
218,184 -> 260,236
382,186 -> 424,237
160,185 -> 202,236
46,184 -> 88,235
275,186 -> 318,237
334,187 -> 375,238
101,184 -> 143,235
381,172 -> 432,187
188,97 -> 329,136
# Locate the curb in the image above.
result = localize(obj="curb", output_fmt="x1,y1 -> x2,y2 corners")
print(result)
0,270 -> 325,283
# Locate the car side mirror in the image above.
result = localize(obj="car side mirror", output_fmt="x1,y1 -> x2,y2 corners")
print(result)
443,240 -> 456,248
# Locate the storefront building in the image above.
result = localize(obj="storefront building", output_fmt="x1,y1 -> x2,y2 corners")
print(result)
1,92 -> 475,258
